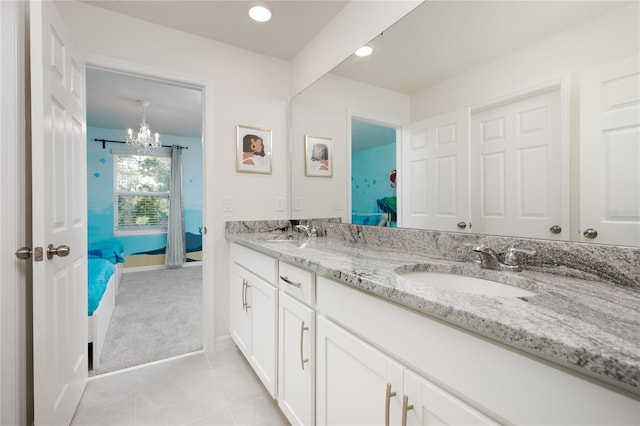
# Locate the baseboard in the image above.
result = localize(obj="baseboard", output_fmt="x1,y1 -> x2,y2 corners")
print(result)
122,261 -> 202,274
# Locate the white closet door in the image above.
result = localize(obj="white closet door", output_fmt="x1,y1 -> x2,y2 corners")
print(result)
580,55 -> 640,246
400,110 -> 469,231
470,88 -> 563,239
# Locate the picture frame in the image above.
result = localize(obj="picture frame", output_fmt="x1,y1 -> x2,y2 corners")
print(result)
236,124 -> 272,174
304,135 -> 332,177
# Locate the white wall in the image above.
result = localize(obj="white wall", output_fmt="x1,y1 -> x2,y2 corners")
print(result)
291,74 -> 410,220
57,0 -> 291,343
410,3 -> 639,120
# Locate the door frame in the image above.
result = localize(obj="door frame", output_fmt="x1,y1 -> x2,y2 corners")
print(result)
347,109 -> 403,225
84,53 -> 216,351
0,1 -> 29,424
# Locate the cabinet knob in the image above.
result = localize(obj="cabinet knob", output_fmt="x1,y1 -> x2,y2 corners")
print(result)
457,221 -> 467,229
583,228 -> 598,239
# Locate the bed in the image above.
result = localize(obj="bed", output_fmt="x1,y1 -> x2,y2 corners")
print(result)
88,239 -> 125,294
87,239 -> 125,370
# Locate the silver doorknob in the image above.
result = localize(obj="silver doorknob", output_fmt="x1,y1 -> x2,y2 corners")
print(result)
549,225 -> 561,234
47,244 -> 70,260
457,222 -> 467,229
15,247 -> 32,260
583,228 -> 598,239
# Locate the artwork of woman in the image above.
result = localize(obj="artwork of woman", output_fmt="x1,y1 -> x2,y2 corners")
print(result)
304,136 -> 332,177
236,125 -> 271,174
309,143 -> 329,171
242,134 -> 266,166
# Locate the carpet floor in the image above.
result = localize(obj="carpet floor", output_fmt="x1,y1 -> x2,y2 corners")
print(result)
92,265 -> 203,376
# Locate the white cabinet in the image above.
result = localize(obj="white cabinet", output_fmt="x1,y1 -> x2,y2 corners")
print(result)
278,292 -> 315,425
316,316 -> 492,426
316,275 -> 640,425
316,316 -> 404,425
403,370 -> 495,426
230,244 -> 278,398
278,261 -> 316,426
229,264 -> 251,356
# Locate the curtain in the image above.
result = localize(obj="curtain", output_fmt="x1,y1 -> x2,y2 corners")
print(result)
165,145 -> 185,268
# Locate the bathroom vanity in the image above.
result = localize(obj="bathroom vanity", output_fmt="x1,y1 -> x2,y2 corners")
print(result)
227,220 -> 640,425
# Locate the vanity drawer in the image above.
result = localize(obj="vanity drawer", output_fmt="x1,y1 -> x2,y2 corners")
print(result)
231,243 -> 277,284
278,261 -> 315,306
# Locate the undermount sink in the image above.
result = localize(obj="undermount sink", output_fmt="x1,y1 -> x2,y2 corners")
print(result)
258,234 -> 310,247
259,234 -> 301,242
396,268 -> 536,298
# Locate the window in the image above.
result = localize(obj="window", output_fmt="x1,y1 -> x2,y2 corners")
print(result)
114,154 -> 171,234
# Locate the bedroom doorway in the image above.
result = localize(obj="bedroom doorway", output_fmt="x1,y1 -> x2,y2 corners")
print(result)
86,66 -> 206,375
350,116 -> 401,227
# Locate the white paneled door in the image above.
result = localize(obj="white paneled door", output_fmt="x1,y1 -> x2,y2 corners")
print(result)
470,88 -> 564,240
400,110 -> 469,231
580,55 -> 640,246
30,1 -> 88,424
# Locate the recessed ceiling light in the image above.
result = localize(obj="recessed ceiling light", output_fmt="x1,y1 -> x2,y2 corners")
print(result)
355,46 -> 373,57
249,4 -> 272,22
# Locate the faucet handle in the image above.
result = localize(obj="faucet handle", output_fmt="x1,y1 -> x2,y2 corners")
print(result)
503,247 -> 536,266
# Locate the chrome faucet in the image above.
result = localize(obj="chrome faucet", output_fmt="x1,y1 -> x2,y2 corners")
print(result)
295,224 -> 316,239
473,244 -> 536,272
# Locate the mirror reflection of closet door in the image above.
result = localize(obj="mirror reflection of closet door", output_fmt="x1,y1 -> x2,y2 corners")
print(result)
469,88 -> 564,240
400,110 -> 469,231
580,55 -> 640,246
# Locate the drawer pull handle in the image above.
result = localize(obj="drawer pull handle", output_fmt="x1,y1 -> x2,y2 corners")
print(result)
280,275 -> 302,288
241,279 -> 246,310
242,280 -> 251,311
401,395 -> 414,426
385,383 -> 397,426
300,321 -> 309,370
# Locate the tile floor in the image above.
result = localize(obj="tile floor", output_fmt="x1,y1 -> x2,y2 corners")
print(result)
71,345 -> 289,426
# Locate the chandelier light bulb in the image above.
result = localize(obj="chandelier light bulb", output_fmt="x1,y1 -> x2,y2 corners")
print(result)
125,100 -> 161,154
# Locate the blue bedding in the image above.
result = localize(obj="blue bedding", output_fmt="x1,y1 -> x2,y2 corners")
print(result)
88,239 -> 125,264
88,259 -> 115,315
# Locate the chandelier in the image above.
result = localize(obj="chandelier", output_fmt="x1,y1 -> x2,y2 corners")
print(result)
126,100 -> 160,154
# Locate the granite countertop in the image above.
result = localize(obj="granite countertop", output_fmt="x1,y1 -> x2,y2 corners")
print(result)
226,231 -> 640,393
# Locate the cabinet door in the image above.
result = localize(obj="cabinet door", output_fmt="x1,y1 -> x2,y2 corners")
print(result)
317,316 -> 404,426
230,264 -> 251,357
403,370 -> 496,426
248,273 -> 278,398
278,292 -> 315,425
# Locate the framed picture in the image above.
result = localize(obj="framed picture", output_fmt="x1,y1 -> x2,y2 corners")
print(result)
236,124 -> 272,174
304,135 -> 332,177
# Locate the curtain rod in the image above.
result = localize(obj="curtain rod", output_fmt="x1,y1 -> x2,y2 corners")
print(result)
93,138 -> 188,150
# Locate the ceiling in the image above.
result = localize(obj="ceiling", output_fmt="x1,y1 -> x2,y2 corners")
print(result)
84,0 -> 349,139
81,0 -> 348,61
84,0 -> 628,141
332,0 -> 627,95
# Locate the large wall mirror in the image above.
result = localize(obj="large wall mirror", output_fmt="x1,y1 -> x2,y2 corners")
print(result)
290,0 -> 639,247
